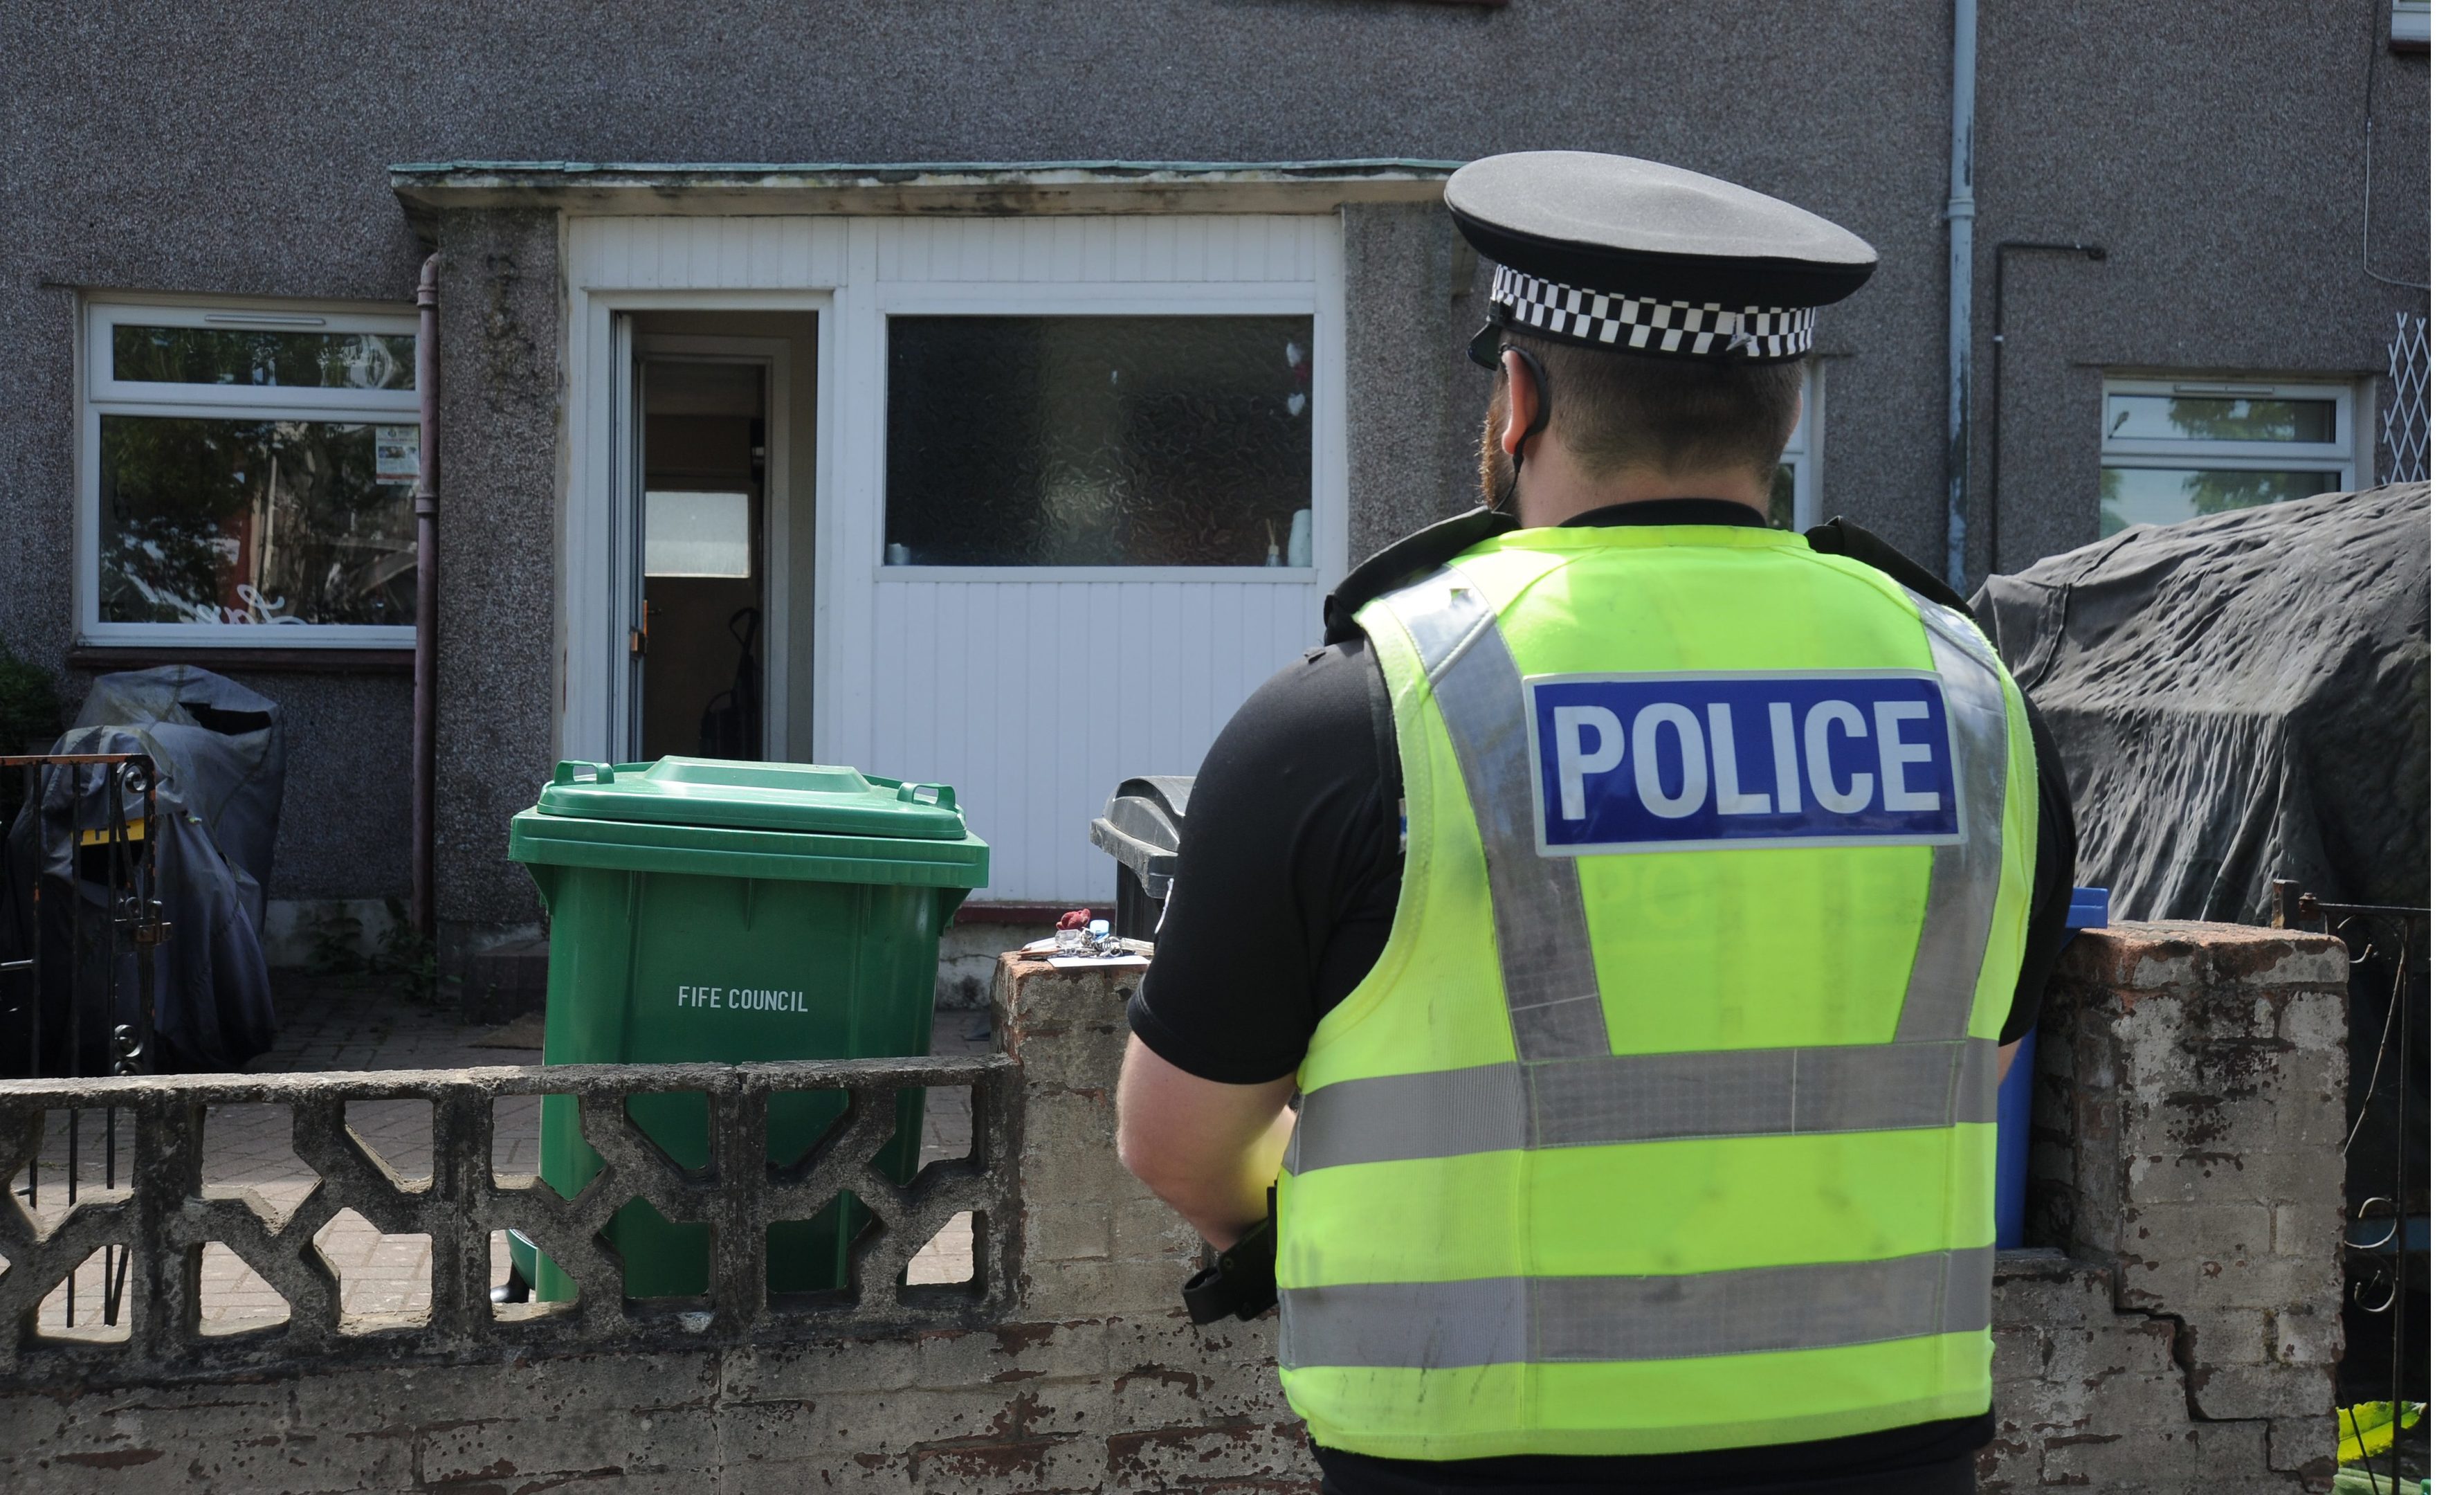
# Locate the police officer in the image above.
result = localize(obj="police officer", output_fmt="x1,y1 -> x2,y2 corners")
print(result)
1117,152 -> 2077,1495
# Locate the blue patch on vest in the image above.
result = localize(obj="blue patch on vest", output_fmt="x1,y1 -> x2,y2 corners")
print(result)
1526,672 -> 1964,854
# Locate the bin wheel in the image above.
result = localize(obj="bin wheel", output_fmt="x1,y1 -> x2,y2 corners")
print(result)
492,1261 -> 531,1305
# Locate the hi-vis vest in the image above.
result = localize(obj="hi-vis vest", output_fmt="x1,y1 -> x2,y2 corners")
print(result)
1276,523 -> 2038,1460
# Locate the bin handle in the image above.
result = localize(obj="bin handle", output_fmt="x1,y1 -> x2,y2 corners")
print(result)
899,781 -> 958,811
554,761 -> 617,786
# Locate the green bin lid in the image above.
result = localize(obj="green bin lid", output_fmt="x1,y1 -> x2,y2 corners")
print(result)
535,757 -> 968,839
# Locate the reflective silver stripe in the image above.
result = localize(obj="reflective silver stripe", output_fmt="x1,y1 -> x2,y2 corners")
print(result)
1385,568 -> 1610,1061
1279,1247 -> 1995,1369
1285,1036 -> 1998,1173
1893,593 -> 2013,1042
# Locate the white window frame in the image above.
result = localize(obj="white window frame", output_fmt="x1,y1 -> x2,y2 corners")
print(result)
1776,360 -> 1825,532
2098,377 -> 2359,515
2391,0 -> 2429,48
77,296 -> 421,649
864,280 -> 1337,583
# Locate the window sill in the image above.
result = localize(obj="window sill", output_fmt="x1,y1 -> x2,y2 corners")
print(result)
69,644 -> 415,674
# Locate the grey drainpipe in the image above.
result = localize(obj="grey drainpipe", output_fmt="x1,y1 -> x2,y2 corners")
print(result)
411,253 -> 440,940
1943,0 -> 1978,594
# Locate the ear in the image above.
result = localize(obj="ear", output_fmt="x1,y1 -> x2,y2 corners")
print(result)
1500,349 -> 1545,460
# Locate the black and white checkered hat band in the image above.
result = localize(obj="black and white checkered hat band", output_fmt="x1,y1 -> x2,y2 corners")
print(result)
1488,266 -> 1816,361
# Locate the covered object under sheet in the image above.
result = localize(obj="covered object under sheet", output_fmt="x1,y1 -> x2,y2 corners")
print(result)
0,667 -> 286,1073
1973,482 -> 2427,923
1973,481 -> 2428,1399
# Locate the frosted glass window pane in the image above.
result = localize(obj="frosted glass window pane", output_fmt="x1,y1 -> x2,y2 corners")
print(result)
645,491 -> 751,577
884,316 -> 1314,567
2097,467 -> 2341,537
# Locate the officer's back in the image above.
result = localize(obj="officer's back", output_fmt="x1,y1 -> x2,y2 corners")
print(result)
1117,152 -> 2077,1495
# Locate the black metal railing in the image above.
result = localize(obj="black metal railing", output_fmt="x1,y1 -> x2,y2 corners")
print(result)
2272,878 -> 2428,1488
0,752 -> 167,1335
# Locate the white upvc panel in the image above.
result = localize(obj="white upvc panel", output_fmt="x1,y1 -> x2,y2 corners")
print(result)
565,217 -> 850,293
867,577 -> 1318,901
558,212 -> 1344,901
846,213 -> 1344,903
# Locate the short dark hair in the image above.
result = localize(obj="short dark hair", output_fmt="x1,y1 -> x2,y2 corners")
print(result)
1499,334 -> 1805,484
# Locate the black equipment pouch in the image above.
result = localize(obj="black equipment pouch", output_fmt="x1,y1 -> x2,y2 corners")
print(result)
1181,1186 -> 1277,1324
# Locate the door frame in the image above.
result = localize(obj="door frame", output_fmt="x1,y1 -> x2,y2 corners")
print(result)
563,288 -> 835,768
632,333 -> 794,762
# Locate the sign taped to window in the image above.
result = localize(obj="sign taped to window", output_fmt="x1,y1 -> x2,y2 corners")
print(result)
1526,671 -> 1963,855
374,426 -> 420,482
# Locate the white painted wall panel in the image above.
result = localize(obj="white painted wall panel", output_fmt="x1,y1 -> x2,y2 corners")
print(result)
845,214 -> 1344,903
566,217 -> 850,292
868,579 -> 1318,901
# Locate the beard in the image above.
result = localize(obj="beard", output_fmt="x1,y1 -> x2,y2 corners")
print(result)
1478,397 -> 1517,516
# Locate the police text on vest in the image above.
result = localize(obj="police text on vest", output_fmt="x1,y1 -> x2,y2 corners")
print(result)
1526,672 -> 1964,854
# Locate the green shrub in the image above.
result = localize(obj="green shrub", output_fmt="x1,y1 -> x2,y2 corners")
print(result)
0,636 -> 61,822
303,897 -> 457,1004
0,635 -> 60,755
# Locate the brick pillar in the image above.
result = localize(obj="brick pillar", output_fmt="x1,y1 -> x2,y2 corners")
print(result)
2001,921 -> 2348,1489
922,953 -> 1308,1488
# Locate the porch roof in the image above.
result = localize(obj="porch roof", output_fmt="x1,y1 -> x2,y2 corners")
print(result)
389,158 -> 1461,224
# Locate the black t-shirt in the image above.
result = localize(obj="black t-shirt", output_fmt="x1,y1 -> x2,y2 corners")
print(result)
1129,500 -> 2077,1492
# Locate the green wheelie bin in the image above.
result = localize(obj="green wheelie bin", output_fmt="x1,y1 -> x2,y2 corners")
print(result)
504,756 -> 989,1300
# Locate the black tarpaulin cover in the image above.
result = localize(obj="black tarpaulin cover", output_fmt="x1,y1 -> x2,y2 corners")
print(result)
1973,483 -> 2428,923
0,667 -> 286,1073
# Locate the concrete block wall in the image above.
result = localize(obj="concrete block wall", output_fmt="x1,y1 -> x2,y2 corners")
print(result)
0,927 -> 2344,1492
0,954 -> 1307,1494
1988,922 -> 2348,1492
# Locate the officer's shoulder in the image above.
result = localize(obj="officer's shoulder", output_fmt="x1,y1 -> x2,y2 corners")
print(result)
1321,507 -> 1515,645
1801,518 -> 1974,619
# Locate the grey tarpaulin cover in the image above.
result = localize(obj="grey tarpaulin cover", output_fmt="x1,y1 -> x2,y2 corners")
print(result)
1,667 -> 286,1073
1972,483 -> 2428,923
1977,483 -> 2431,1396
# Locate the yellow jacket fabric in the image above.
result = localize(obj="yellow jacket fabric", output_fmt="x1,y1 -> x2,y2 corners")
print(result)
1275,525 -> 2038,1459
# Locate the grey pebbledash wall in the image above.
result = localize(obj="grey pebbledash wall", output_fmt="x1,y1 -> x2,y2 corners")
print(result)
0,0 -> 2425,919
431,208 -> 565,943
0,923 -> 2348,1492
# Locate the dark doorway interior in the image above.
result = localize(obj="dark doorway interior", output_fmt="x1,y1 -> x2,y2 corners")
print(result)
641,359 -> 764,761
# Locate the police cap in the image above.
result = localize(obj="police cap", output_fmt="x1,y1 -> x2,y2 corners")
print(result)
1447,151 -> 1877,368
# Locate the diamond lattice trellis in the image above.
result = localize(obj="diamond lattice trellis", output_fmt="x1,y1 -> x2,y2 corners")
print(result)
2383,311 -> 2430,484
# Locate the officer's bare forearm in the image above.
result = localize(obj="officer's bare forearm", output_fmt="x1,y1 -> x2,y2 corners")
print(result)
1115,1035 -> 1297,1250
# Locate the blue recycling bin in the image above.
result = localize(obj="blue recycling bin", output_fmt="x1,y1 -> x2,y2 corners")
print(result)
1995,887 -> 2110,1249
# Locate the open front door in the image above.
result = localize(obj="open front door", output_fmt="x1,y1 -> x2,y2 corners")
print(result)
611,311 -> 646,757
622,338 -> 774,763
637,356 -> 768,761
